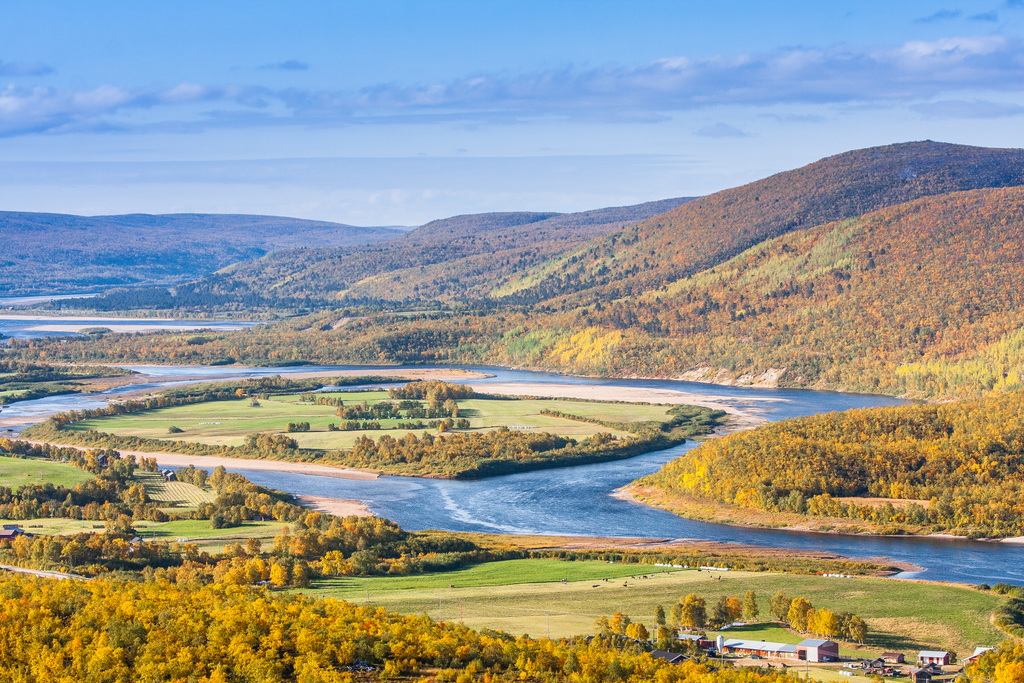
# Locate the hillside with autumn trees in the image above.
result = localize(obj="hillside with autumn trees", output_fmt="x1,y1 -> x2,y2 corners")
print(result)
493,141 -> 1024,304
630,390 -> 1024,538
89,197 -> 691,308
10,141 -> 1024,400
0,573 -> 816,683
16,183 -> 1024,399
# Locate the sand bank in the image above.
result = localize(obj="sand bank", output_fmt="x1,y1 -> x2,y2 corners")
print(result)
472,381 -> 771,432
17,440 -> 377,480
295,495 -> 372,518
273,367 -> 489,381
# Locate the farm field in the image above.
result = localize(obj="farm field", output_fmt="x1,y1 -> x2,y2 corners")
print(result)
0,456 -> 95,490
0,455 -> 215,510
134,471 -> 216,509
66,392 -> 675,450
299,560 -> 1004,658
14,515 -> 285,553
16,518 -> 108,535
133,518 -> 286,551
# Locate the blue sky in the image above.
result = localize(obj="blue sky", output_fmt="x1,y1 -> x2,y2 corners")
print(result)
1,0 -> 1023,225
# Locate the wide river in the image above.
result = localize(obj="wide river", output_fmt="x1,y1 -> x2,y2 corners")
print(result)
3,363 -> 1020,585
0,305 -> 258,339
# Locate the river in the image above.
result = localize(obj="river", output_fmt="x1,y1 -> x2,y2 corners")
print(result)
0,314 -> 259,339
2,363 -> 1020,585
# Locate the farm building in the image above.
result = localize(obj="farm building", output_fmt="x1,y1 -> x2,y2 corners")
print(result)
961,647 -> 993,664
799,639 -> 839,662
678,634 -> 714,649
722,639 -> 801,660
910,668 -> 934,683
650,650 -> 687,664
0,524 -> 28,540
881,653 -> 905,664
918,651 -> 950,666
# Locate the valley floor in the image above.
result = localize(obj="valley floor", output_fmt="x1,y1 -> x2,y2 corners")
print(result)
295,558 -> 1003,659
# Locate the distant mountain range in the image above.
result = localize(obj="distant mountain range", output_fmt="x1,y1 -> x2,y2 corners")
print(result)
208,197 -> 693,304
12,140 -> 1024,398
0,212 -> 404,296
151,140 -> 1024,310
493,140 -> 1024,305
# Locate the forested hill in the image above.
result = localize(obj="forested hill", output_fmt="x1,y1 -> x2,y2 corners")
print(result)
36,183 -> 1024,399
203,197 -> 692,303
497,141 -> 1024,303
632,389 -> 1024,537
12,141 -> 1024,399
0,212 -> 404,296
541,185 -> 1024,396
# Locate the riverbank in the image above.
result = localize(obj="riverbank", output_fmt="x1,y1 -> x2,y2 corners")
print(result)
472,381 -> 771,433
0,313 -> 256,335
15,440 -> 379,480
81,365 -> 491,397
619,483 -> 1021,543
295,494 -> 372,518
0,366 -> 492,431
455,531 -> 920,574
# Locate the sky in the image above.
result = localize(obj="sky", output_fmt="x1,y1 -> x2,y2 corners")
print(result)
1,0 -> 1024,225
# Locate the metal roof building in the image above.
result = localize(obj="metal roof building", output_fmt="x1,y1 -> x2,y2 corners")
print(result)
723,639 -> 801,660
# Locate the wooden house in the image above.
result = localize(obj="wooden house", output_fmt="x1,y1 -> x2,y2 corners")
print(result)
910,667 -> 933,683
650,650 -> 687,664
918,651 -> 950,666
961,647 -> 993,664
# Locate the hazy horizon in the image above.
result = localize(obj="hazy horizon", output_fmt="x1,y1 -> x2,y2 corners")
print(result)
2,1 -> 1023,224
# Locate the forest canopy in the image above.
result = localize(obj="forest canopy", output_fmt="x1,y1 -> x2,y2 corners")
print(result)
635,390 -> 1024,537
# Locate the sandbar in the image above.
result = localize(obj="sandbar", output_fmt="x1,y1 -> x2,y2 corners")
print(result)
17,440 -> 377,480
471,381 -> 772,432
295,494 -> 372,518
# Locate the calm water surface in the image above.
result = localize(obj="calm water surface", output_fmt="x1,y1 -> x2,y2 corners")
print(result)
3,363 -> 1019,585
0,313 -> 258,339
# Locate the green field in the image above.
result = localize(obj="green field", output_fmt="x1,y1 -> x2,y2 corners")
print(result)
68,392 -> 675,450
0,456 -> 95,490
134,471 -> 217,509
299,560 -> 1004,657
18,516 -> 286,553
17,518 -> 108,535
133,518 -> 286,551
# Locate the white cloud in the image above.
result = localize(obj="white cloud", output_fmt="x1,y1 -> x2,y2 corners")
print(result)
2,36 -> 1024,136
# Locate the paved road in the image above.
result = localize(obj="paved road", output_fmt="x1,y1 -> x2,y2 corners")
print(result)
0,563 -> 87,581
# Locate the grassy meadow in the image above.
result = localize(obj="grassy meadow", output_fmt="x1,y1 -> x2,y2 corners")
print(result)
133,518 -> 286,552
299,559 -> 1004,658
0,456 -> 95,490
0,454 -> 264,552
66,392 -> 675,450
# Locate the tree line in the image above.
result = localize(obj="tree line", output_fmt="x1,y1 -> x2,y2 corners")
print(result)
0,570 -> 835,683
636,390 -> 1024,537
